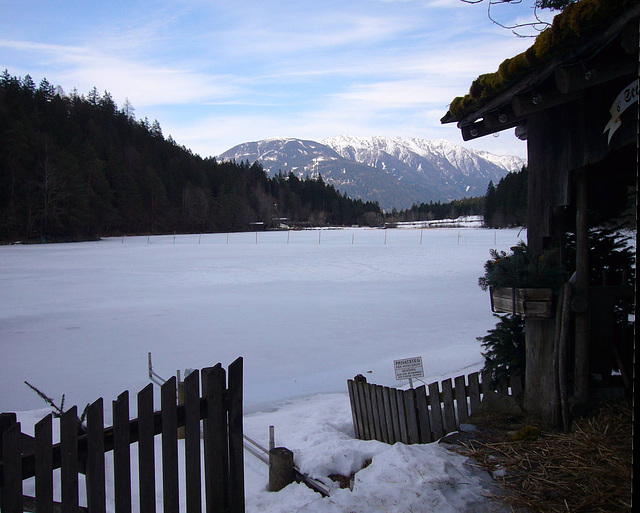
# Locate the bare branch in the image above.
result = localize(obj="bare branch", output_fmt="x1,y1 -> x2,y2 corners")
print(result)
461,0 -> 552,37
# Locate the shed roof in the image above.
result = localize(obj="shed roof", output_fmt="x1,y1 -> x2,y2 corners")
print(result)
441,0 -> 640,141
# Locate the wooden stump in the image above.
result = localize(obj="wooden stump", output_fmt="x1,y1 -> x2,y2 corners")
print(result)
269,447 -> 295,492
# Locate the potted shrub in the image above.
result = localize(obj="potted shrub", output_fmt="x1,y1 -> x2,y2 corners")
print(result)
478,242 -> 565,318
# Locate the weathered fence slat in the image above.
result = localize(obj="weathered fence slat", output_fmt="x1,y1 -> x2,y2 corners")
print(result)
395,389 -> 409,444
161,377 -> 179,513
375,386 -> 389,444
454,375 -> 469,425
381,387 -> 395,443
441,379 -> 457,433
427,382 -> 444,441
35,414 -> 53,513
228,357 -> 246,513
370,385 -> 383,441
137,384 -> 156,513
482,369 -> 492,394
414,386 -> 432,443
184,369 -> 202,513
113,392 -> 131,513
202,364 -> 227,513
364,382 -> 377,441
347,380 -> 361,439
86,399 -> 106,513
2,420 -> 22,513
0,413 -> 17,461
358,381 -> 372,440
403,390 -> 420,444
389,388 -> 401,443
468,372 -> 481,414
61,407 -> 79,513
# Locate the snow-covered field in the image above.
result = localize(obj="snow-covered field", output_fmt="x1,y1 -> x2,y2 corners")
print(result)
1,226 -> 525,512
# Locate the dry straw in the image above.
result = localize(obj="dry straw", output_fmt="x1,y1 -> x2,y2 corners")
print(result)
460,401 -> 632,512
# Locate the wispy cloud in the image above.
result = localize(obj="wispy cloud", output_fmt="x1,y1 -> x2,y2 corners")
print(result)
0,39 -> 240,107
1,0 -> 533,159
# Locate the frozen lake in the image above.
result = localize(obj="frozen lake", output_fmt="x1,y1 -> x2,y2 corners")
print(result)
1,227 -> 525,419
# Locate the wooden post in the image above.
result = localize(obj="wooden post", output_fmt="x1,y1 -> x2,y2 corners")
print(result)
558,282 -> 573,431
35,414 -> 54,513
61,407 -> 80,513
1,420 -> 22,513
177,370 -> 185,440
269,448 -> 295,492
574,171 -> 590,404
137,385 -> 156,513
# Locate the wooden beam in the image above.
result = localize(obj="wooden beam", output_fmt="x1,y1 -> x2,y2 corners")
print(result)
512,89 -> 581,117
574,171 -> 590,404
461,118 -> 522,141
555,60 -> 637,95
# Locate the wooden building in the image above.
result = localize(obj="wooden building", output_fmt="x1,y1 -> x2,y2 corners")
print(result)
442,0 -> 638,426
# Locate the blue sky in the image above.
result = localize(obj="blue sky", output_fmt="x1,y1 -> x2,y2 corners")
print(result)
0,0 -> 554,159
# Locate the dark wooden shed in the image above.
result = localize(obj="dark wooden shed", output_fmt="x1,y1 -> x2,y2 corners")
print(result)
442,0 -> 637,426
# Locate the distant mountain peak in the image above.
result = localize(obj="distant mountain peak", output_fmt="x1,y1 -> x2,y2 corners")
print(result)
219,136 -> 526,210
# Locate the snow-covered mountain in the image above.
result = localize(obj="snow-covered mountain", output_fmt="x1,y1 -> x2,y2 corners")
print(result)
218,136 -> 526,210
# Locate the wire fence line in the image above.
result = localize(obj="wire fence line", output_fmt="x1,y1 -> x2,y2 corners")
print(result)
99,227 -> 505,248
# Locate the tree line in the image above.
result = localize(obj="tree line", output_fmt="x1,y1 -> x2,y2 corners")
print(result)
0,71 -> 381,242
352,164 -> 528,228
385,165 -> 527,227
483,166 -> 528,228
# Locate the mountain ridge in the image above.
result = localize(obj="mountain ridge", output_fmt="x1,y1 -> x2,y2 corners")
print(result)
219,136 -> 526,210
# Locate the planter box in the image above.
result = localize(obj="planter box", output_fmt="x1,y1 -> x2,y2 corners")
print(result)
490,287 -> 554,318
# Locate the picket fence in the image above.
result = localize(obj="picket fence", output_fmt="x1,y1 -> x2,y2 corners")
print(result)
347,370 -> 523,444
0,358 -> 244,513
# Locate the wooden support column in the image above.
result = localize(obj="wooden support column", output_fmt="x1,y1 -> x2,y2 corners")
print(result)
523,106 -> 571,427
574,171 -> 590,404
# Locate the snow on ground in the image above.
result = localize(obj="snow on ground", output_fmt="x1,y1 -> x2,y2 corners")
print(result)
2,226 -> 525,512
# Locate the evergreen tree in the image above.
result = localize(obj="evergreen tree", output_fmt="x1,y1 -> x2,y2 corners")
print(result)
483,180 -> 497,226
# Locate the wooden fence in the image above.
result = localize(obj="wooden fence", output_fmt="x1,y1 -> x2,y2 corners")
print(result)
0,358 -> 244,513
347,370 -> 523,445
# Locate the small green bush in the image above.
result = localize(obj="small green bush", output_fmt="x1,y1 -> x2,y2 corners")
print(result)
479,314 -> 526,389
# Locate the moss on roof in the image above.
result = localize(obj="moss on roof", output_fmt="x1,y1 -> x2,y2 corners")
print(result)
446,0 -> 638,121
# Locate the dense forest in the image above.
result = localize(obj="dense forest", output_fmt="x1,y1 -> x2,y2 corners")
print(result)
0,71 -> 381,242
386,196 -> 484,224
483,166 -> 528,228
386,165 -> 527,227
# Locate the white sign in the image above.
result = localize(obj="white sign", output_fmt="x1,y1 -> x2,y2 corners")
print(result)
394,356 -> 424,381
603,79 -> 639,144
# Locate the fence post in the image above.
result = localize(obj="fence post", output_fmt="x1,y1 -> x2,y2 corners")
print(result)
454,375 -> 469,425
137,384 -> 156,513
441,379 -> 457,434
184,370 -> 202,513
427,382 -> 444,441
113,393 -> 131,513
228,357 -> 245,513
1,420 -> 22,513
269,448 -> 295,492
177,370 -> 185,440
61,406 -> 79,513
86,399 -> 106,513
161,377 -> 179,513
202,364 -> 227,513
35,414 -> 53,513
